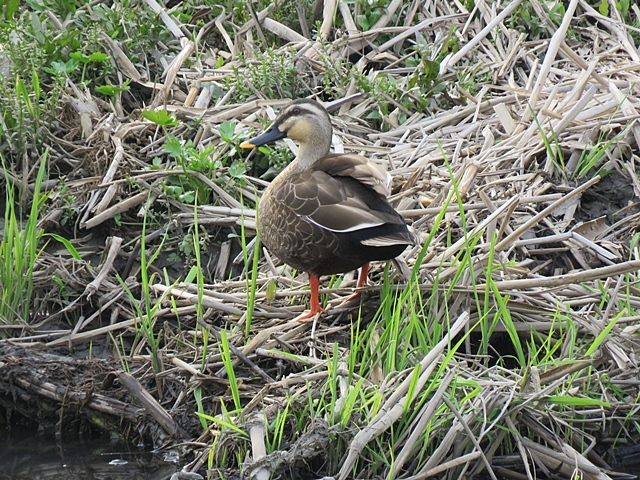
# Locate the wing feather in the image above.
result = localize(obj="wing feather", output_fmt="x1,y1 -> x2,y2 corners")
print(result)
273,157 -> 414,247
360,231 -> 418,247
274,170 -> 395,234
314,154 -> 391,196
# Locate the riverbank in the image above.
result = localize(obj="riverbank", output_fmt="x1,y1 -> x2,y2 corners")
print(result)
1,1 -> 640,479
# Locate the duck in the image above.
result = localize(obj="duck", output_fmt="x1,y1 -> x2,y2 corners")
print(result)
240,98 -> 418,321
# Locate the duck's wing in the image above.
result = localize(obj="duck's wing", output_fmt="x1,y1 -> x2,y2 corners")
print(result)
276,166 -> 414,247
314,154 -> 392,196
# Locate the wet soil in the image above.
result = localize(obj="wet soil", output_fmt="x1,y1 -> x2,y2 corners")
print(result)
576,170 -> 640,224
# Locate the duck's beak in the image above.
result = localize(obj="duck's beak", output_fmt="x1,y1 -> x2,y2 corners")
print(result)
240,125 -> 287,149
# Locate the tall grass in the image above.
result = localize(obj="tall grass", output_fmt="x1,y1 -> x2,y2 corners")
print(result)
0,151 -> 47,334
189,202 -> 209,370
118,205 -> 172,387
239,195 -> 260,337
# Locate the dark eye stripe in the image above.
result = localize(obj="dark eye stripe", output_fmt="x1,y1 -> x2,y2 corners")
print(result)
277,106 -> 316,124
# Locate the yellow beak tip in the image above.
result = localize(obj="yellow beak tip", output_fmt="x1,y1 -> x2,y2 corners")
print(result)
240,141 -> 256,149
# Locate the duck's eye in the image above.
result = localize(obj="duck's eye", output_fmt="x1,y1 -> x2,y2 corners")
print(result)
292,107 -> 301,115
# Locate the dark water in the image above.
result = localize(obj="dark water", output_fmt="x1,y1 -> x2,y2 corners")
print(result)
0,428 -> 177,480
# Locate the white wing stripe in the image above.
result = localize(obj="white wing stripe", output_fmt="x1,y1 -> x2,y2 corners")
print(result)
360,235 -> 415,247
300,215 -> 383,233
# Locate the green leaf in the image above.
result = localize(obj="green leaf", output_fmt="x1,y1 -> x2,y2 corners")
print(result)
48,58 -> 80,74
167,252 -> 182,263
2,0 -> 19,20
51,276 -> 65,291
356,14 -> 370,31
369,10 -> 383,26
181,191 -> 195,203
585,310 -> 622,356
548,2 -> 565,24
229,160 -> 246,178
196,412 -> 248,437
45,233 -> 82,260
163,135 -> 183,157
184,265 -> 199,283
193,387 -> 208,431
143,110 -> 179,127
598,0 -> 609,15
218,120 -> 236,143
70,51 -> 109,64
164,185 -> 184,196
617,0 -> 629,14
422,59 -> 440,81
87,52 -> 109,63
32,68 -> 40,102
179,237 -> 194,256
265,278 -> 277,303
95,81 -> 130,97
545,396 -> 610,407
257,145 -> 271,155
69,52 -> 89,63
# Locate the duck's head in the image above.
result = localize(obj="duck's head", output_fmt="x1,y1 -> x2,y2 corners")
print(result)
240,99 -> 332,165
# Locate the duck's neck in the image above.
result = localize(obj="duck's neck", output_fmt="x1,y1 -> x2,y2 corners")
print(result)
292,124 -> 332,171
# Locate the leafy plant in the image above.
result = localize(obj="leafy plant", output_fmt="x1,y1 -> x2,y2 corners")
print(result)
142,110 -> 179,127
143,115 -> 252,206
572,128 -> 620,179
599,0 -> 630,17
228,49 -> 312,103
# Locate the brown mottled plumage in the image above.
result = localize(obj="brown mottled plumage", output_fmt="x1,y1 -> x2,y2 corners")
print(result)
241,99 -> 418,320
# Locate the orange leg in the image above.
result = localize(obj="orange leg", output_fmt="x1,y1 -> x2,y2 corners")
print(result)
294,274 -> 326,321
340,263 -> 370,304
356,263 -> 370,289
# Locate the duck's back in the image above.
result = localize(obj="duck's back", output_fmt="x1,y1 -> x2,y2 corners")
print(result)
258,155 -> 416,276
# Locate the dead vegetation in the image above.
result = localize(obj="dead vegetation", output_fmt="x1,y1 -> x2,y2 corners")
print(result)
2,0 -> 640,479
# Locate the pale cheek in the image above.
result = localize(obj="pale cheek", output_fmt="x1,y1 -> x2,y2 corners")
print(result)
287,124 -> 308,141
